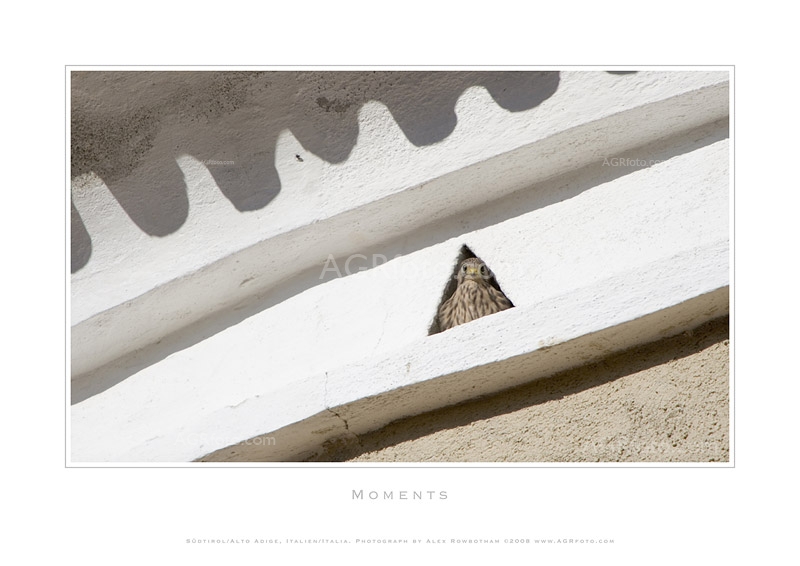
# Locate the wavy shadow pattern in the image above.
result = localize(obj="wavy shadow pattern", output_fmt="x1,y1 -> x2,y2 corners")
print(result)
70,71 -> 563,271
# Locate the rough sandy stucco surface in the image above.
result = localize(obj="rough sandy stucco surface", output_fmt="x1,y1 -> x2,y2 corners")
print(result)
307,316 -> 729,463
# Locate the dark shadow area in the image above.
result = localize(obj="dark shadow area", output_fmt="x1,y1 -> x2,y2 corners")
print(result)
70,71 -> 559,265
71,117 -> 729,404
481,72 -> 561,112
303,316 -> 730,462
343,71 -> 560,146
70,72 -> 278,234
71,199 -> 91,272
209,150 -> 282,211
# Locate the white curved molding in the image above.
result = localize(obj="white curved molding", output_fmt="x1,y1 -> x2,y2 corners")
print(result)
70,72 -> 729,379
70,101 -> 730,463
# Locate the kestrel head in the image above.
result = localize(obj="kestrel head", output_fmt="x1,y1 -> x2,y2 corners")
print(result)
457,257 -> 492,285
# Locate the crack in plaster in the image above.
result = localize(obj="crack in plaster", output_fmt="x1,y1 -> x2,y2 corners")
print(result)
323,371 -> 360,445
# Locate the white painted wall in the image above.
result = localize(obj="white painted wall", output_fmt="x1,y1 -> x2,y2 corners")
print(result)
70,70 -> 730,462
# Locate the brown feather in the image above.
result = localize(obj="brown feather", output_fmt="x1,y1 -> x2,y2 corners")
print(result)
437,258 -> 513,331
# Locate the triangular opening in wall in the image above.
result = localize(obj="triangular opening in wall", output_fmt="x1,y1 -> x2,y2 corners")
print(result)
428,245 -> 514,335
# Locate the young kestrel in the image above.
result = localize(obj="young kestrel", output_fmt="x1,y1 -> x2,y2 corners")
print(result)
437,257 -> 513,331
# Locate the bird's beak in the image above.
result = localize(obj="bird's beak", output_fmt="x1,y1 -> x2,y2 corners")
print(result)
465,265 -> 481,277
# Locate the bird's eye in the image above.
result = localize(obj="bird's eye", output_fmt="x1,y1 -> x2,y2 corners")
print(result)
480,265 -> 486,275
462,265 -> 468,272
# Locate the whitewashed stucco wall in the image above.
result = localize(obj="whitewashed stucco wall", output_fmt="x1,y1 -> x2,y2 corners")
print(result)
69,70 -> 730,462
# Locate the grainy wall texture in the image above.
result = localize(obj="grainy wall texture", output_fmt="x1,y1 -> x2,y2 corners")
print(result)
71,70 -> 729,463
306,317 -> 729,463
